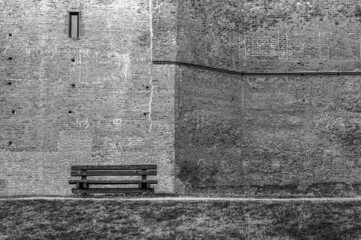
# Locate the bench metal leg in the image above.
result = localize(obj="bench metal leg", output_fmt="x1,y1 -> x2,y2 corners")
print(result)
141,169 -> 148,190
76,183 -> 86,197
81,170 -> 87,197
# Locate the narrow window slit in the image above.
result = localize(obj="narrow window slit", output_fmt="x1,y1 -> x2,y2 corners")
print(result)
69,12 -> 80,39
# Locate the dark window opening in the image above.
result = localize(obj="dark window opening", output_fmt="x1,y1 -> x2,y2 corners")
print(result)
69,12 -> 80,39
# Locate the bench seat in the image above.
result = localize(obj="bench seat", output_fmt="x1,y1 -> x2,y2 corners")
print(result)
69,180 -> 159,185
71,170 -> 157,176
69,164 -> 158,195
72,188 -> 154,194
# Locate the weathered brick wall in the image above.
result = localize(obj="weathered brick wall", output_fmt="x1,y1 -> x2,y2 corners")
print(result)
174,66 -> 244,194
177,0 -> 361,72
175,0 -> 361,196
0,0 -> 175,195
175,66 -> 361,196
3,0 -> 361,197
152,0 -> 178,61
177,0 -> 244,70
242,0 -> 361,72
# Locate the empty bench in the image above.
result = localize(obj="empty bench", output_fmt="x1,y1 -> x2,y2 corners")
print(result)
69,165 -> 158,195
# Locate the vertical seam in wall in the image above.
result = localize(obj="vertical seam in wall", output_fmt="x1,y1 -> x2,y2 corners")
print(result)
174,0 -> 179,192
148,0 -> 154,133
175,0 -> 179,61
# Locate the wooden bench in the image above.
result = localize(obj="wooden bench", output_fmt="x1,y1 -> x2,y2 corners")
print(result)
69,165 -> 158,195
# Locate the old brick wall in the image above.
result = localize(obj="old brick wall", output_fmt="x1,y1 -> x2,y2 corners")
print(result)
176,0 -> 244,70
175,67 -> 361,196
152,0 -> 178,61
175,0 -> 361,196
3,0 -> 361,197
176,0 -> 361,72
0,0 -> 175,196
242,0 -> 361,72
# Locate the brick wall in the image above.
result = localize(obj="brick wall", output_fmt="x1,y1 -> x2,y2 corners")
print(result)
3,0 -> 361,197
175,66 -> 361,196
177,0 -> 244,70
152,0 -> 178,61
176,0 -> 361,72
175,0 -> 361,196
242,0 -> 361,72
0,0 -> 175,196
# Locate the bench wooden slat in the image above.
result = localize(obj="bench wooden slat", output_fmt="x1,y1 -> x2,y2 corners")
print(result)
69,164 -> 158,195
71,165 -> 157,170
72,188 -> 154,194
69,180 -> 158,184
71,170 -> 157,176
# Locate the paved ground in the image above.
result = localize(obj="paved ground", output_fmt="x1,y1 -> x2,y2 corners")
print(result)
2,197 -> 361,201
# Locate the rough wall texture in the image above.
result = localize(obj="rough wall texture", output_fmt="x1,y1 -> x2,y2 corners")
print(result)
175,0 -> 361,196
3,0 -> 361,197
177,0 -> 244,70
177,0 -> 361,72
0,0 -> 175,196
152,0 -> 178,61
175,67 -> 361,196
242,0 -> 361,72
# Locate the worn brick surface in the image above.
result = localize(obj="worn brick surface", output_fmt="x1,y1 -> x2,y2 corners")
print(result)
0,0 -> 175,196
3,0 -> 361,197
175,66 -> 361,196
152,0 -> 178,61
177,0 -> 361,72
174,0 -> 361,196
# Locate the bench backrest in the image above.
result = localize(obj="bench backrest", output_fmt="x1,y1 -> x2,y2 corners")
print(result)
71,165 -> 157,177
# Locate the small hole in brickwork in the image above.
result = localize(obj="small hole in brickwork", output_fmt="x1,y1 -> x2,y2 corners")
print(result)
8,57 -> 12,61
144,112 -> 147,116
71,58 -> 75,62
303,99 -> 305,102
337,73 -> 340,75
146,86 -> 149,89
7,82 -> 12,86
12,110 -> 16,114
9,33 -> 12,37
8,141 -> 12,146
71,83 -> 75,88
69,110 -> 73,114
301,73 -> 304,76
